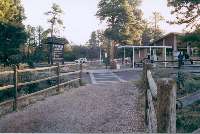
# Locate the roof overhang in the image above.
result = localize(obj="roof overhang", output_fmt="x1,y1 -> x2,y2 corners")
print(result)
150,32 -> 184,45
118,45 -> 172,49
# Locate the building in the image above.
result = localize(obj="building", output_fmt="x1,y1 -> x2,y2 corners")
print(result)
150,32 -> 195,58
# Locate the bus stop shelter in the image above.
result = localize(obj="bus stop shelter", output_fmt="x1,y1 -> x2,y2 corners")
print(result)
118,45 -> 173,68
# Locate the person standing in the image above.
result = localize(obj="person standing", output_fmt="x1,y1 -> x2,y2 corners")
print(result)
178,52 -> 183,68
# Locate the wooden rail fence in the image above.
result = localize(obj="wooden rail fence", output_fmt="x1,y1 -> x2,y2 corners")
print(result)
143,62 -> 176,133
0,63 -> 83,112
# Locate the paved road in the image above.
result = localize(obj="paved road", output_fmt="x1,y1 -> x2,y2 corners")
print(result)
0,82 -> 145,133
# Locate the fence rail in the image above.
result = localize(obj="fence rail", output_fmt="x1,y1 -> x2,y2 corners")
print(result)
143,62 -> 176,133
0,63 -> 83,111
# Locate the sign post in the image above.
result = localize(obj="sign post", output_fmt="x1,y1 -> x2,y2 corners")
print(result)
53,44 -> 64,64
44,37 -> 68,65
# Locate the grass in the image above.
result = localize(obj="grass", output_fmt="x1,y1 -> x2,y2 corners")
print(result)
177,100 -> 200,133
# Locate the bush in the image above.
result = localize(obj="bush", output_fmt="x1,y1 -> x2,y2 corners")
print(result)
177,113 -> 200,133
0,21 -> 27,66
184,79 -> 200,93
64,52 -> 76,61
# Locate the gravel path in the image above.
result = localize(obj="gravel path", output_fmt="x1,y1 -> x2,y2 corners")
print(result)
0,82 -> 145,133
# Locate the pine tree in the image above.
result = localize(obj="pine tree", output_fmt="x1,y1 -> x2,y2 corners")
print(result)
167,0 -> 200,30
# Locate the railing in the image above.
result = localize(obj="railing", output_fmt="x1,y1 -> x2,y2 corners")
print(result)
153,59 -> 200,68
0,63 -> 83,111
143,62 -> 176,133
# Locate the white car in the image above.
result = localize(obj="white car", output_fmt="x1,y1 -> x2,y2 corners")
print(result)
75,58 -> 87,63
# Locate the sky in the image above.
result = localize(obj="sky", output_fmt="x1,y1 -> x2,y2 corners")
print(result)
22,0 -> 186,45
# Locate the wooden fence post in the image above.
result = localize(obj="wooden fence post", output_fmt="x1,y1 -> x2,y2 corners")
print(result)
13,65 -> 18,111
56,63 -> 60,92
79,63 -> 82,86
157,78 -> 176,133
143,62 -> 153,125
143,62 -> 148,125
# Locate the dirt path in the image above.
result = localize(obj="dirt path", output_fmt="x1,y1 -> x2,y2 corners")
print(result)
0,82 -> 145,133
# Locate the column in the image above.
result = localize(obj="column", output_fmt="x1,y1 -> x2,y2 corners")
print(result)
164,47 -> 167,67
123,47 -> 126,64
132,47 -> 135,69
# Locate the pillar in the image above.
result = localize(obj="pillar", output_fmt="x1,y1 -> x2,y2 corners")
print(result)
164,47 -> 167,67
132,47 -> 135,69
123,47 -> 126,64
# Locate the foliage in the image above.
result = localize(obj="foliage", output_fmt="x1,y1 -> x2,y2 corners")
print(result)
64,45 -> 101,61
179,28 -> 200,44
167,0 -> 200,30
45,3 -> 65,64
0,0 -> 25,23
141,22 -> 164,45
177,113 -> 200,133
96,0 -> 144,44
176,71 -> 186,88
0,89 -> 13,103
22,25 -> 62,64
151,12 -> 164,40
88,31 -> 99,48
184,78 -> 200,93
64,52 -> 76,61
177,101 -> 200,133
176,71 -> 200,97
95,30 -> 110,55
0,21 -> 27,65
45,3 -> 64,37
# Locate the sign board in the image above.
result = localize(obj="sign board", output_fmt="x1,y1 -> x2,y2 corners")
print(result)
52,44 -> 64,64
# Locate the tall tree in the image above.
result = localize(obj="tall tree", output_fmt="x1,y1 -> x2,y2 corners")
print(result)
45,3 -> 64,64
96,0 -> 143,44
141,12 -> 164,45
96,0 -> 144,62
167,0 -> 200,30
88,31 -> 99,48
25,25 -> 36,62
45,3 -> 64,37
36,26 -> 44,47
141,23 -> 163,45
0,0 -> 25,23
0,22 -> 27,65
0,0 -> 27,66
180,29 -> 200,43
152,12 -> 164,40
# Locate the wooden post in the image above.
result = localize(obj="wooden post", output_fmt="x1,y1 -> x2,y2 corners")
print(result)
13,66 -> 18,111
79,63 -> 83,86
56,63 -> 60,92
143,62 -> 148,125
132,47 -> 135,69
157,78 -> 176,133
143,62 -> 153,125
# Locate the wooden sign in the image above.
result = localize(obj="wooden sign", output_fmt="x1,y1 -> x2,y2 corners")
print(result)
53,44 -> 64,64
43,37 -> 68,65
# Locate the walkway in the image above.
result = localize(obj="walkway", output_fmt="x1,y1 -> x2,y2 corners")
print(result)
178,91 -> 200,107
0,82 -> 145,133
89,70 -> 126,84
